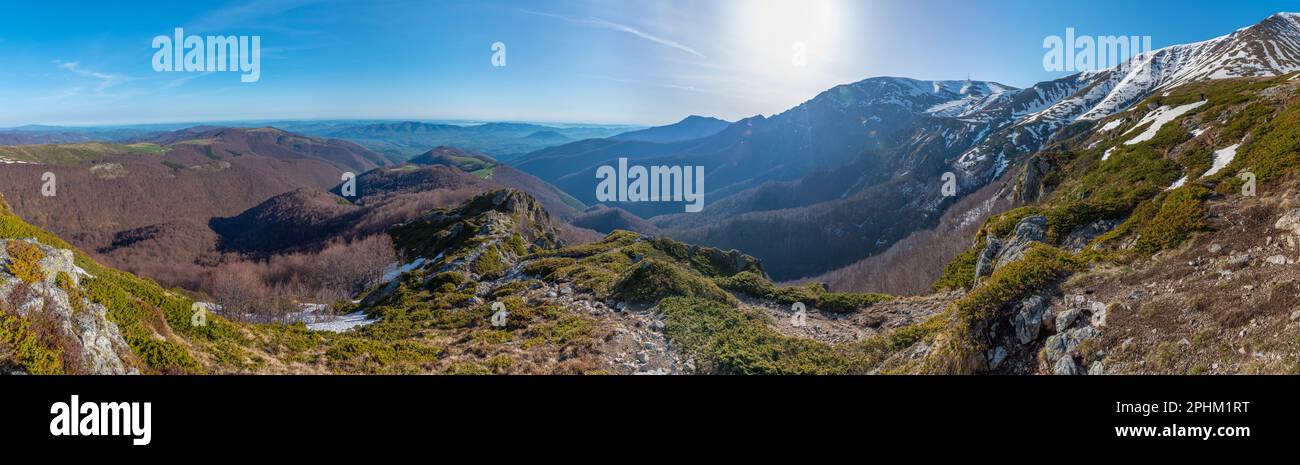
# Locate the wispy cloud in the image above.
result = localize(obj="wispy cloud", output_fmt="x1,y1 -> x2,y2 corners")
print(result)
52,60 -> 132,93
167,71 -> 215,88
188,0 -> 320,31
521,9 -> 705,59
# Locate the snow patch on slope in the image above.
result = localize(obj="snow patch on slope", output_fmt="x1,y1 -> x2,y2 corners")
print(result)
1203,142 -> 1242,177
1123,101 -> 1207,145
1167,175 -> 1189,191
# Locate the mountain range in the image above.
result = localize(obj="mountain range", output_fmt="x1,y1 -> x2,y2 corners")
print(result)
5,12 -> 1300,376
511,12 -> 1300,283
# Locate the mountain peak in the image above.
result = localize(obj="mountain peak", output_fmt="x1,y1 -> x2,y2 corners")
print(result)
610,115 -> 731,143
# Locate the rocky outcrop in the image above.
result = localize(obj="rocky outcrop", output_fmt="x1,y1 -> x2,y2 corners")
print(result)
1061,219 -> 1121,252
1039,294 -> 1108,375
1012,295 -> 1048,345
974,215 -> 1047,285
1,238 -> 135,374
1013,155 -> 1057,204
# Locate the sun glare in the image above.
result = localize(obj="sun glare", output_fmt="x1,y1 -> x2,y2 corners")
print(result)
732,0 -> 843,70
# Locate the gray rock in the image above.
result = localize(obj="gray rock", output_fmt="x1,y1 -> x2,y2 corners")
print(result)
1274,208 -> 1300,235
1090,305 -> 1109,328
1043,326 -> 1101,365
1225,254 -> 1253,268
1266,255 -> 1288,265
996,215 -> 1048,268
1015,155 -> 1056,204
1208,243 -> 1224,254
973,236 -> 1002,286
1055,309 -> 1082,331
1012,295 -> 1047,344
1054,356 -> 1082,375
1088,361 -> 1106,375
0,239 -> 132,374
988,346 -> 1008,370
1061,219 -> 1120,252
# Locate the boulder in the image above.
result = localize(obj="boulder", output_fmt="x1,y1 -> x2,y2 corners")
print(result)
1043,326 -> 1101,366
995,215 -> 1048,268
973,236 -> 1002,286
1054,356 -> 1082,375
1274,208 -> 1300,235
1055,308 -> 1082,331
1012,295 -> 1047,344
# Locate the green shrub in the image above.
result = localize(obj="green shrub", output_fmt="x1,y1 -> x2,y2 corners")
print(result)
1134,186 -> 1209,254
5,240 -> 46,285
0,312 -> 63,374
474,245 -> 509,279
715,270 -> 888,312
933,246 -> 980,291
520,257 -> 576,278
661,297 -> 939,375
611,259 -> 733,305
55,272 -> 84,314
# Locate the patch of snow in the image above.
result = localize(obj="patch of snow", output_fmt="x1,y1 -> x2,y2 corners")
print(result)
1123,101 -> 1207,145
1202,142 -> 1241,177
1099,119 -> 1124,132
1166,175 -> 1188,191
1102,147 -> 1116,161
306,311 -> 379,333
381,257 -> 428,282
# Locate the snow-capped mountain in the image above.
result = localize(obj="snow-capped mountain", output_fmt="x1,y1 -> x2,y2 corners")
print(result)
955,12 -> 1300,184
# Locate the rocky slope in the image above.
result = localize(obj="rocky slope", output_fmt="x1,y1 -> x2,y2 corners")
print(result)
915,71 -> 1300,374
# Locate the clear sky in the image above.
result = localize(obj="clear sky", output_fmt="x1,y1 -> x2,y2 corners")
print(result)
0,0 -> 1295,127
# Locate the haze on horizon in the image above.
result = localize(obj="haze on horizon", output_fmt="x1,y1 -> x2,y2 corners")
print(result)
0,0 -> 1294,128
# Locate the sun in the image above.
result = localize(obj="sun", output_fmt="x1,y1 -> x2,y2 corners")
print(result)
731,0 -> 844,70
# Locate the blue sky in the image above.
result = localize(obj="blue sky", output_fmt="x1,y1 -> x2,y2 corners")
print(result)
0,0 -> 1295,127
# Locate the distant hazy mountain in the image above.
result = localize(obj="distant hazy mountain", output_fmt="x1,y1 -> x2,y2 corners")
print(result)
522,130 -> 571,144
296,120 -> 639,161
609,115 -> 730,143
